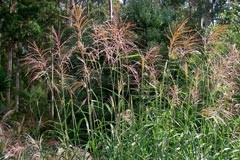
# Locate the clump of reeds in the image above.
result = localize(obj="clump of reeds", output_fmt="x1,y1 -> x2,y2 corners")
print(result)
204,24 -> 229,51
167,19 -> 201,60
69,1 -> 89,52
199,25 -> 240,122
21,28 -> 77,118
208,44 -> 240,116
19,3 -> 240,160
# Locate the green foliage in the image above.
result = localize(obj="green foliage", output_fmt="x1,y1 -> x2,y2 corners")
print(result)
126,0 -> 178,47
92,108 -> 240,159
21,83 -> 48,116
0,0 -> 60,42
219,2 -> 240,49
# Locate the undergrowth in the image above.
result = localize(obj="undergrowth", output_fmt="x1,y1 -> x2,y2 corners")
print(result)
0,3 -> 240,160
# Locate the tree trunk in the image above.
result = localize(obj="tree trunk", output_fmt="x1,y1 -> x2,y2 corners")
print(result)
65,0 -> 68,11
9,0 -> 16,13
98,0 -> 100,7
15,55 -> 19,111
70,0 -> 73,26
15,44 -> 20,111
0,0 -> 3,7
0,34 -> 1,66
87,0 -> 89,14
189,0 -> 192,18
109,0 -> 113,21
57,0 -> 60,34
7,44 -> 13,109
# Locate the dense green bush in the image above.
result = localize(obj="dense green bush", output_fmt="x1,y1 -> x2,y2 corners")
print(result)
126,0 -> 178,47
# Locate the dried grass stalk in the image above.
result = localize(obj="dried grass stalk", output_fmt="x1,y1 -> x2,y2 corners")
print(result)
167,19 -> 201,59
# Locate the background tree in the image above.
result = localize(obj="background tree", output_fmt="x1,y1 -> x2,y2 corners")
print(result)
125,0 -> 185,48
0,0 -> 60,112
